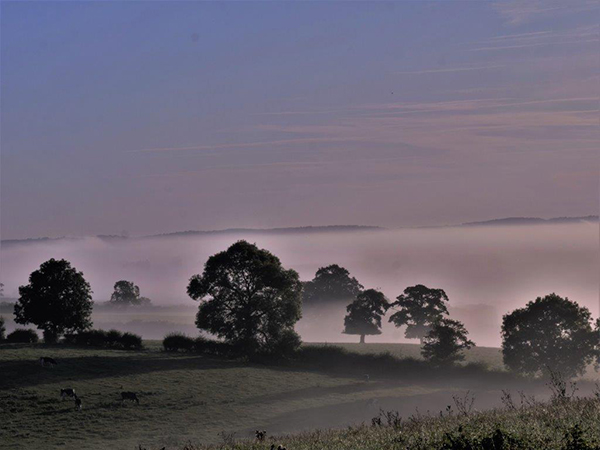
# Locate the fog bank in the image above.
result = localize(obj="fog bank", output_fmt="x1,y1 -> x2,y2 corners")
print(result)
1,223 -> 597,346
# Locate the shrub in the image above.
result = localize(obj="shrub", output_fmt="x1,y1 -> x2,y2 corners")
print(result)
163,333 -> 195,352
63,329 -> 142,350
261,329 -> 302,360
120,332 -> 143,350
194,336 -> 232,356
7,328 -> 39,343
105,329 -> 124,348
43,329 -> 59,344
0,316 -> 5,341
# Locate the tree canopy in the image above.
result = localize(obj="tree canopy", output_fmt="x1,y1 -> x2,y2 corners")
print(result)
187,240 -> 303,358
303,264 -> 363,305
343,289 -> 390,343
421,318 -> 474,366
14,258 -> 93,343
501,293 -> 597,378
110,280 -> 149,306
388,285 -> 449,343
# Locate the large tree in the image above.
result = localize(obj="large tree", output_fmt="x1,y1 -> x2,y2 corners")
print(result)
388,285 -> 449,343
14,259 -> 93,343
187,241 -> 303,358
303,264 -> 363,305
343,289 -> 390,343
110,280 -> 145,306
421,318 -> 474,366
502,293 -> 596,378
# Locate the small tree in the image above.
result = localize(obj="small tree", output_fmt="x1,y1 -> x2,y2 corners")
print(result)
502,293 -> 596,378
388,285 -> 449,344
343,289 -> 390,343
187,241 -> 303,358
14,259 -> 93,343
421,318 -> 474,366
110,280 -> 142,306
303,264 -> 363,305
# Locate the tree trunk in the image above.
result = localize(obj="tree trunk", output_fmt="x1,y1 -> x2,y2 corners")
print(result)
360,334 -> 365,344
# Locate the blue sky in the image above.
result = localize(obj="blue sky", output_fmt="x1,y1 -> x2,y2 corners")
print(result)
1,1 -> 598,239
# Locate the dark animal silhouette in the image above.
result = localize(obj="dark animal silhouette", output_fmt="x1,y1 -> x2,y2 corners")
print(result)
121,391 -> 139,404
60,388 -> 76,400
39,357 -> 57,367
74,395 -> 82,411
256,430 -> 266,441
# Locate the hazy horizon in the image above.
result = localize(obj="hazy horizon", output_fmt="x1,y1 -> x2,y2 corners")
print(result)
1,222 -> 597,347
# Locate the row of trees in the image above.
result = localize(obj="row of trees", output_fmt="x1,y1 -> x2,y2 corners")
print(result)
3,240 -> 599,377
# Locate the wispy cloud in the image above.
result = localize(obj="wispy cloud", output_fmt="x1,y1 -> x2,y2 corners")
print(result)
395,65 -> 505,75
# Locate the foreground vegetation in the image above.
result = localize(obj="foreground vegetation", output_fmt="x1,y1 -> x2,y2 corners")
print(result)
185,394 -> 600,450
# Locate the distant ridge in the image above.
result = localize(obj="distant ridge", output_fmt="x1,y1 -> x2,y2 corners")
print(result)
461,215 -> 599,227
2,217 -> 597,246
1,225 -> 384,246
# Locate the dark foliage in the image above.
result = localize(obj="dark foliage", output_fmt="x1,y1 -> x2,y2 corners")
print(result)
188,240 -> 303,359
163,333 -> 196,352
388,284 -> 450,343
343,289 -> 390,343
6,328 -> 39,343
14,258 -> 93,343
302,264 -> 363,305
193,336 -> 233,357
120,332 -> 143,350
422,318 -> 475,366
63,329 -> 143,350
0,316 -> 5,341
110,280 -> 151,306
501,293 -> 596,377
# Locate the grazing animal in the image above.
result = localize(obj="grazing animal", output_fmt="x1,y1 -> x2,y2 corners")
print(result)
60,388 -> 76,400
121,391 -> 140,404
39,357 -> 57,367
256,430 -> 266,441
74,395 -> 82,411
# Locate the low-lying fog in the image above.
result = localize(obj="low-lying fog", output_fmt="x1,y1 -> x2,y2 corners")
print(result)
1,223 -> 597,347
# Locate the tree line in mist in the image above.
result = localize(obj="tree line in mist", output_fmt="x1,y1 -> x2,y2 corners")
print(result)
1,240 -> 598,378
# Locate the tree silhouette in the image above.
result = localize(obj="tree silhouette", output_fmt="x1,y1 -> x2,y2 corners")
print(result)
421,318 -> 474,366
14,259 -> 93,343
110,280 -> 144,306
502,293 -> 596,378
388,285 -> 449,343
187,241 -> 303,358
303,264 -> 363,305
343,289 -> 390,343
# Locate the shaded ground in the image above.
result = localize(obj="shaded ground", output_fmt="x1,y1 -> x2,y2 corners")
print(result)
1,342 -> 595,450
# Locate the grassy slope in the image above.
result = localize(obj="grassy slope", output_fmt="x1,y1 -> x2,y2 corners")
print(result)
0,342 -> 592,450
189,396 -> 600,450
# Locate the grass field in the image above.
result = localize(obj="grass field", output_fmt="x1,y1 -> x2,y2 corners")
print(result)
0,342 -> 596,450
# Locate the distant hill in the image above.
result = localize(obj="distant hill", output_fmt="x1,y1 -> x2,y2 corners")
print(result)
2,217 -> 597,246
1,225 -> 384,246
461,215 -> 598,227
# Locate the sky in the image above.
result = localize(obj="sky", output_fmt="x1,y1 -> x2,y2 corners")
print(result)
1,0 -> 598,240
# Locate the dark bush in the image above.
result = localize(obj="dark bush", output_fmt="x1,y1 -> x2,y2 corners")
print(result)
106,329 -> 124,348
43,329 -> 59,344
120,332 -> 143,350
194,336 -> 232,356
260,329 -> 302,361
163,333 -> 195,352
0,316 -> 5,341
7,328 -> 39,343
63,329 -> 142,350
